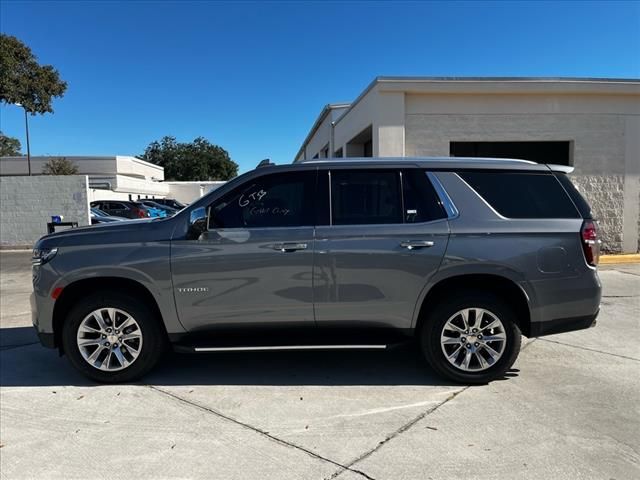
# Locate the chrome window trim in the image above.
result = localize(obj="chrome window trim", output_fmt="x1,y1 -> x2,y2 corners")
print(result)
427,171 -> 459,220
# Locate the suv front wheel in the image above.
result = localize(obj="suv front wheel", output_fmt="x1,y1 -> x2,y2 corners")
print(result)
420,292 -> 522,384
62,292 -> 166,383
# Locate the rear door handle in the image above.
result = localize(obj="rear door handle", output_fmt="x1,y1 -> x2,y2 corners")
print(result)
400,240 -> 435,250
271,242 -> 308,252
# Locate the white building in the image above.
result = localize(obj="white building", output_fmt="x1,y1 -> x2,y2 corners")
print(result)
295,77 -> 640,253
0,155 -> 225,204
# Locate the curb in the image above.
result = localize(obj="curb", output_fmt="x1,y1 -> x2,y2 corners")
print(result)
600,254 -> 640,265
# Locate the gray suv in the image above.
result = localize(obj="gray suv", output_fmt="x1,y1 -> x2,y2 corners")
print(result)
31,158 -> 601,384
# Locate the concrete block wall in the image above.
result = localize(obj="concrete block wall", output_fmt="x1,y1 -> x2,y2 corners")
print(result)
571,175 -> 625,252
0,175 -> 90,247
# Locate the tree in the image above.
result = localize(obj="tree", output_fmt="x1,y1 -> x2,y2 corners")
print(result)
42,157 -> 79,175
0,131 -> 21,156
140,136 -> 238,181
0,34 -> 67,114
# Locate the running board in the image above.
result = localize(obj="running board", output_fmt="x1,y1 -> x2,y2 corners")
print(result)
175,344 -> 388,353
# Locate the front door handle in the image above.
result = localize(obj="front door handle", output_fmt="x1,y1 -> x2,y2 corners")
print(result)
400,240 -> 435,250
271,242 -> 308,252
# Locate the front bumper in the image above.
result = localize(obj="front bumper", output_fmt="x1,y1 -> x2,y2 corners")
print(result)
36,330 -> 56,348
529,310 -> 599,337
31,290 -> 57,349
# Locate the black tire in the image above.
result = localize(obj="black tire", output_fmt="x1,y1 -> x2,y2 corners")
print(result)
62,292 -> 166,383
419,291 -> 522,384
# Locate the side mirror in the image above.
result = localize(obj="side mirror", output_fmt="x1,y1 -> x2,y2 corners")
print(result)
187,206 -> 207,240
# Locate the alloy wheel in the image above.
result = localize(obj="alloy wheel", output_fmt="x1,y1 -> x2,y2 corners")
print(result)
76,308 -> 143,371
440,308 -> 507,372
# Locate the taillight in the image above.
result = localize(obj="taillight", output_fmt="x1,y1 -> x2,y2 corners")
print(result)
581,220 -> 600,267
135,208 -> 146,218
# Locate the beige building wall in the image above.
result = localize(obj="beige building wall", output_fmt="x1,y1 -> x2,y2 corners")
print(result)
404,93 -> 639,252
294,78 -> 640,253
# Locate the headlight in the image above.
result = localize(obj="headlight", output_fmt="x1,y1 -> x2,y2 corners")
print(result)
32,248 -> 58,266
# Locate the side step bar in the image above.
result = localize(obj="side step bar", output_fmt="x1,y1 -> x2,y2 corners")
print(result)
175,344 -> 388,353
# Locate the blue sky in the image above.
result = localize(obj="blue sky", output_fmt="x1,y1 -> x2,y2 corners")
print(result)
1,1 -> 639,174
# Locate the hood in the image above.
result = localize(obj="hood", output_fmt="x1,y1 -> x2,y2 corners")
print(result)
35,217 -> 177,249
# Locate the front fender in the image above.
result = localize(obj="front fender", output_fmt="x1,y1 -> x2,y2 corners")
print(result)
38,242 -> 185,335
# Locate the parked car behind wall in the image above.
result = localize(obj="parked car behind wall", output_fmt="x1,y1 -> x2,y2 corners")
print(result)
91,201 -> 151,219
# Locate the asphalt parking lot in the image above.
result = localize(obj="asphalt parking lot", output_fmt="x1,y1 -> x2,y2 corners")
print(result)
1,251 -> 638,479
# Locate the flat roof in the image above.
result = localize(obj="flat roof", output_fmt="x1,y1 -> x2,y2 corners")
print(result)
296,76 -> 640,161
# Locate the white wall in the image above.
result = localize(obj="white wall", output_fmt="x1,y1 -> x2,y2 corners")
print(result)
0,175 -> 90,247
0,156 -> 163,180
164,181 -> 226,204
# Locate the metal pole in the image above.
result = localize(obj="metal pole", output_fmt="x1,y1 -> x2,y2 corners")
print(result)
24,107 -> 31,176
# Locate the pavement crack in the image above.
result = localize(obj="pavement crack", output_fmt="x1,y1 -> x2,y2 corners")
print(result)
148,385 -> 375,480
329,387 -> 469,479
538,338 -> 640,362
615,270 -> 640,278
602,295 -> 638,298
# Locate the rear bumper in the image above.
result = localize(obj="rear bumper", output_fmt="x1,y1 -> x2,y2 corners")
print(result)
529,310 -> 599,337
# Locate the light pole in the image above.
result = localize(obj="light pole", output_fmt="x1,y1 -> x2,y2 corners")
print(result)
14,103 -> 32,176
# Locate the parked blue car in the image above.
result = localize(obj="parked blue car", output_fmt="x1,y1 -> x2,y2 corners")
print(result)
139,200 -> 179,217
133,202 -> 167,218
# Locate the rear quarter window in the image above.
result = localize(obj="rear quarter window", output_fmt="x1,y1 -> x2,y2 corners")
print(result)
459,172 -> 580,219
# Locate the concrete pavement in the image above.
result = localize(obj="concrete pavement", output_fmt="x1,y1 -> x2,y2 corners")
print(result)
1,251 -> 638,479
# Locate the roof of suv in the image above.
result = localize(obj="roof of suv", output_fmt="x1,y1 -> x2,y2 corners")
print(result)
291,157 -> 571,173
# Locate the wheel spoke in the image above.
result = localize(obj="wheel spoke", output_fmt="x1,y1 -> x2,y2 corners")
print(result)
476,352 -> 488,369
480,318 -> 501,332
106,308 -> 117,326
118,316 -> 134,331
482,344 -> 502,362
78,339 -> 101,348
459,309 -> 470,330
92,311 -> 108,332
461,350 -> 472,370
113,347 -> 129,368
482,333 -> 506,342
447,345 -> 463,360
122,338 -> 141,352
442,336 -> 462,345
79,324 -> 102,335
120,330 -> 141,341
444,323 -> 466,334
86,345 -> 106,365
100,350 -> 113,369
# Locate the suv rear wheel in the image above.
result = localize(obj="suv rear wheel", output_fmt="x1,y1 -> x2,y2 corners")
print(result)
420,292 -> 521,384
62,292 -> 166,383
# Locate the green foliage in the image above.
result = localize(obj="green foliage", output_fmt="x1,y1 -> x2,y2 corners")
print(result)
140,136 -> 238,181
42,157 -> 79,175
0,131 -> 21,156
0,34 -> 67,114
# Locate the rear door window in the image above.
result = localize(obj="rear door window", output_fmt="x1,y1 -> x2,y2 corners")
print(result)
402,170 -> 447,223
330,170 -> 402,225
459,172 -> 580,218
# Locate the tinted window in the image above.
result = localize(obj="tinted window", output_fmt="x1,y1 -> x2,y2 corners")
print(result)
403,170 -> 447,223
554,172 -> 592,219
460,172 -> 580,219
209,171 -> 315,228
331,170 -> 402,225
